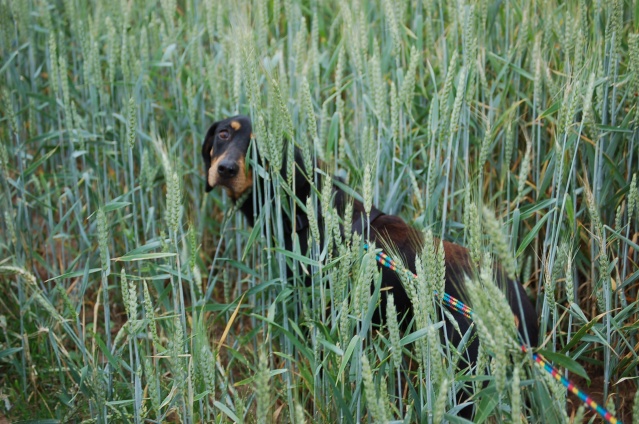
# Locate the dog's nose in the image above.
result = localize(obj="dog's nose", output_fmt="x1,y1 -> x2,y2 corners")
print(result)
218,161 -> 239,179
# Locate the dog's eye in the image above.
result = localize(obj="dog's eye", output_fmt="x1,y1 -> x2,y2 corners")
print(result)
218,130 -> 230,140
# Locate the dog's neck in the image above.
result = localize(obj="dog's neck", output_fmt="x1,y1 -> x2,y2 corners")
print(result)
235,151 -> 313,229
237,188 -> 257,227
234,147 -> 385,238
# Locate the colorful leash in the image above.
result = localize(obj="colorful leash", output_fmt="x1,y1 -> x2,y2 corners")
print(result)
367,245 -> 620,424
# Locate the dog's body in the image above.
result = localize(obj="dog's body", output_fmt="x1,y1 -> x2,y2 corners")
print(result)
203,115 -> 539,414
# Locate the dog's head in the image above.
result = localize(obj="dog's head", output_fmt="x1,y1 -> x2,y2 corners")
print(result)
202,115 -> 253,200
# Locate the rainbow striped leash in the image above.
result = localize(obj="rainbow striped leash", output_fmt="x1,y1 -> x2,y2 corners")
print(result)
368,246 -> 620,424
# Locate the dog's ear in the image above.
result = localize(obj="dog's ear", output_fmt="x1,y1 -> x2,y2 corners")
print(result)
202,121 -> 219,192
202,121 -> 218,164
292,146 -> 312,194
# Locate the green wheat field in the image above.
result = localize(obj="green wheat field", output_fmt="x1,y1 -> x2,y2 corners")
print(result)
1,0 -> 638,422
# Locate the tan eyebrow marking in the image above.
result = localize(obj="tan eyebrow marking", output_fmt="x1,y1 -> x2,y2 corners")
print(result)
230,120 -> 241,130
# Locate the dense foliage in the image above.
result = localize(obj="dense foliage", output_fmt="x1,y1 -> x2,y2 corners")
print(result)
0,0 -> 638,422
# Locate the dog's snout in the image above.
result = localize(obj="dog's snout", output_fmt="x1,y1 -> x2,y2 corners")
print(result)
217,160 -> 239,179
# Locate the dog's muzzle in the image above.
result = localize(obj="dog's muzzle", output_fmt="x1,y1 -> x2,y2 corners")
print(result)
217,160 -> 239,179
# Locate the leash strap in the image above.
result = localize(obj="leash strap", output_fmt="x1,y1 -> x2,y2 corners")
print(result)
365,243 -> 620,424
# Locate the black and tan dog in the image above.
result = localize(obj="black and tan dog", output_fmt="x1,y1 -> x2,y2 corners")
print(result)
202,115 -> 539,412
